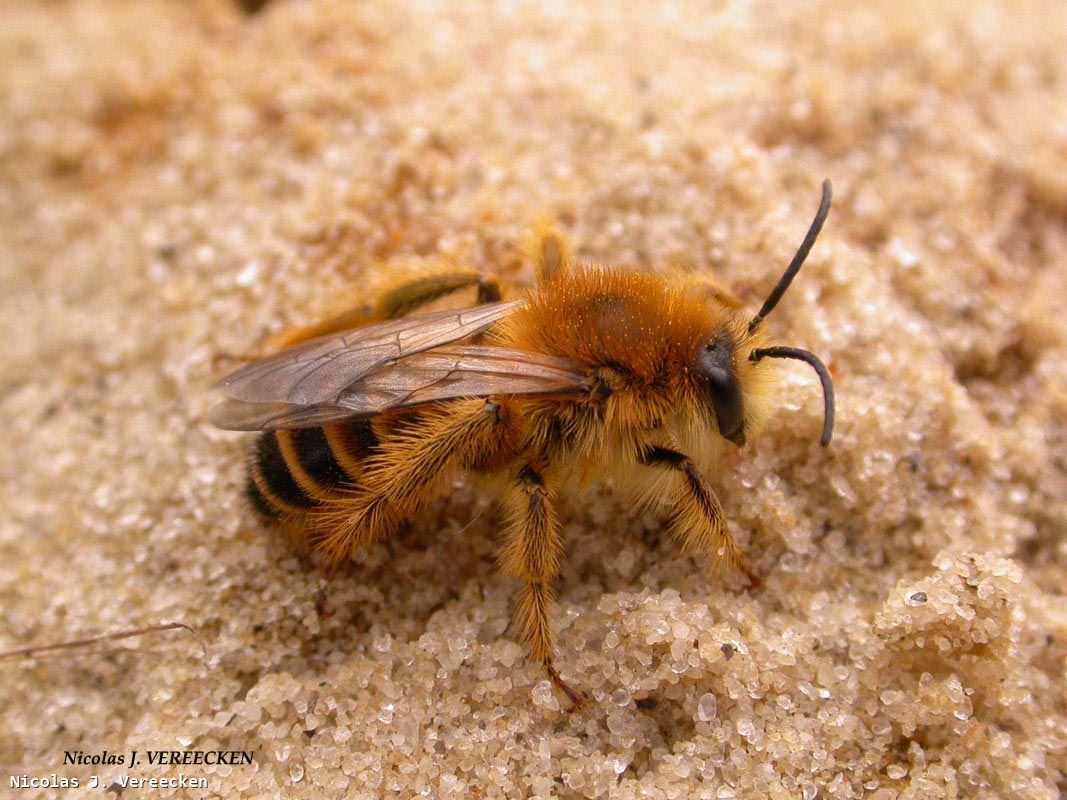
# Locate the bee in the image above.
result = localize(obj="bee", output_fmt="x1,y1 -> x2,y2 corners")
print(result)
211,181 -> 836,709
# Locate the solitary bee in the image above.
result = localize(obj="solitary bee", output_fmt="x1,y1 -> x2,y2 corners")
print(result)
211,181 -> 835,708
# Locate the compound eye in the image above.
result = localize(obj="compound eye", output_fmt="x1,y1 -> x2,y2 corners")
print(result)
698,338 -> 745,446
705,363 -> 733,392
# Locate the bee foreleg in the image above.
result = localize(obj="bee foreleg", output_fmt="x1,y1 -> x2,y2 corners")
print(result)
679,273 -> 744,309
637,445 -> 760,587
498,464 -> 586,710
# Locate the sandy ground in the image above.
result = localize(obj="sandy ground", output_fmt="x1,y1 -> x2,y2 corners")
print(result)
2,1 -> 1066,797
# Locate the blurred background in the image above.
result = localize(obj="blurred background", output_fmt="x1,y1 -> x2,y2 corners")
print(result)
1,1 -> 1065,798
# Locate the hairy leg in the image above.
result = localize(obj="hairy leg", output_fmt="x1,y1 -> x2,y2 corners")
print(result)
310,398 -> 514,564
524,218 -> 574,283
637,445 -> 760,586
498,464 -> 585,709
265,257 -> 501,351
679,272 -> 744,309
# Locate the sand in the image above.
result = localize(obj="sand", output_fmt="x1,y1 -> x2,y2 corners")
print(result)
2,0 -> 1066,797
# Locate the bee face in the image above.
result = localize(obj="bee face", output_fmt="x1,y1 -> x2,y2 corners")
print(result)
696,334 -> 746,446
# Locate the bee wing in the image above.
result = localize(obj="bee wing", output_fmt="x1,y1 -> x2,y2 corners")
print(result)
208,400 -> 361,431
211,301 -> 520,406
210,345 -> 589,431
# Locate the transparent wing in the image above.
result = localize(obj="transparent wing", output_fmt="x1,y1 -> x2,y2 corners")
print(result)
210,345 -> 589,431
209,400 -> 361,431
211,301 -> 520,406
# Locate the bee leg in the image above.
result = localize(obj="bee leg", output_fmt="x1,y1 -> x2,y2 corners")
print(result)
262,259 -> 502,352
499,465 -> 586,711
680,273 -> 744,309
637,445 -> 761,588
524,218 -> 574,283
260,305 -> 378,352
312,398 -> 510,564
371,262 -> 501,321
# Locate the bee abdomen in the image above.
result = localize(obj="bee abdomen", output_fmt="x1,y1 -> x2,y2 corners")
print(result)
244,471 -> 281,519
245,421 -> 380,519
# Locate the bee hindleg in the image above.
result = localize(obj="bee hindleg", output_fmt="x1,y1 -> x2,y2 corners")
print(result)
637,445 -> 760,587
370,261 -> 501,320
262,259 -> 501,352
499,465 -> 586,711
312,398 -> 510,563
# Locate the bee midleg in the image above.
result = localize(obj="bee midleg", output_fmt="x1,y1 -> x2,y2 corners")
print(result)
263,259 -> 501,352
498,464 -> 585,709
524,218 -> 573,283
310,398 -> 514,565
637,445 -> 759,586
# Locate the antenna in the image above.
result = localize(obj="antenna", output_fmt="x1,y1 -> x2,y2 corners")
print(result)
748,179 -> 832,333
750,345 -> 835,446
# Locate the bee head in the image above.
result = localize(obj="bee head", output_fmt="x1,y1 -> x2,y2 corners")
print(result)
699,179 -> 836,448
697,334 -> 746,446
